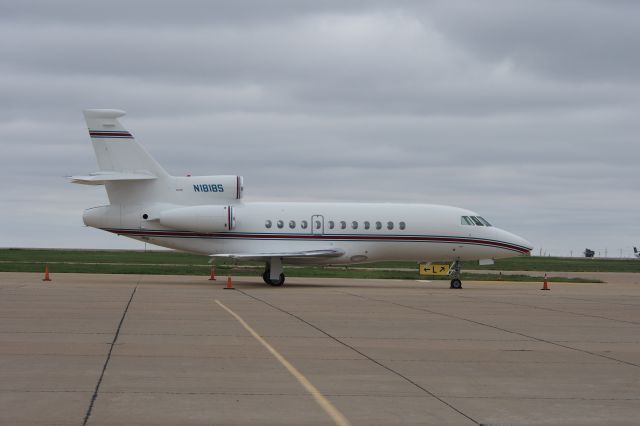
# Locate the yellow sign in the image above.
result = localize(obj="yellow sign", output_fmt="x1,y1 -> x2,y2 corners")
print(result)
419,263 -> 450,276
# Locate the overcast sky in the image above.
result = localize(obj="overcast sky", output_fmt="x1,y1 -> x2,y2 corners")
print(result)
1,0 -> 638,257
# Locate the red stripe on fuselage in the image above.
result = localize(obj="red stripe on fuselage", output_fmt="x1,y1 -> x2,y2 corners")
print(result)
104,228 -> 530,254
89,131 -> 133,138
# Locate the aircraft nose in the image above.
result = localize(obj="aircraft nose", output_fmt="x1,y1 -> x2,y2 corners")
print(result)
507,231 -> 533,254
516,236 -> 533,254
494,228 -> 533,255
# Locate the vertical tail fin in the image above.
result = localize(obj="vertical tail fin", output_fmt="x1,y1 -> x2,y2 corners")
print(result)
83,109 -> 168,178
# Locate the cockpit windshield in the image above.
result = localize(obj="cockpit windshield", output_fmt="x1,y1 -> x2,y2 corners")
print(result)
461,216 -> 492,227
470,216 -> 483,226
477,216 -> 492,226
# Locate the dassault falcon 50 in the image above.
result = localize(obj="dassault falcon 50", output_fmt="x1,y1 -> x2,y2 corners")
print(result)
72,109 -> 533,288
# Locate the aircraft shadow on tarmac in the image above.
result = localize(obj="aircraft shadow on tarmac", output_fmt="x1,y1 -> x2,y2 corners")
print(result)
146,279 -> 456,291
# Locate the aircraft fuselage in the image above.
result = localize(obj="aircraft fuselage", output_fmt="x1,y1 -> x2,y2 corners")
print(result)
84,201 -> 532,264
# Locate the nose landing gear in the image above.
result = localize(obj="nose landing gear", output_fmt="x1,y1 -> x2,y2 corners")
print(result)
450,260 -> 462,289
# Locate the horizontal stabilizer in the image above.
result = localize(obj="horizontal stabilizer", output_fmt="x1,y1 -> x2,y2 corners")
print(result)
210,249 -> 344,260
69,171 -> 157,185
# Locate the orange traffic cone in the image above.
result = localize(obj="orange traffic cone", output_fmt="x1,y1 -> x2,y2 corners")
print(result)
224,276 -> 234,290
208,266 -> 216,281
42,264 -> 52,282
541,273 -> 550,291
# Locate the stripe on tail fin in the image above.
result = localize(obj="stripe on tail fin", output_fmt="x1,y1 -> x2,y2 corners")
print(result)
83,109 -> 168,178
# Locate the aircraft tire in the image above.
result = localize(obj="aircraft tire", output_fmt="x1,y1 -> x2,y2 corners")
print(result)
450,279 -> 462,289
263,270 -> 285,286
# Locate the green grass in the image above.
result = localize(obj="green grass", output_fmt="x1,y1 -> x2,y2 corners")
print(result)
465,256 -> 640,273
357,257 -> 640,273
0,248 -> 211,265
0,248 -> 623,282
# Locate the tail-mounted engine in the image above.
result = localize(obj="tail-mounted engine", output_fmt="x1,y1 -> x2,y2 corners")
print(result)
159,205 -> 235,233
175,175 -> 244,201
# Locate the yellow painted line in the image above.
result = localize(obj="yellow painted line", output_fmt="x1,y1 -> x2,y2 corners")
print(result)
215,299 -> 351,426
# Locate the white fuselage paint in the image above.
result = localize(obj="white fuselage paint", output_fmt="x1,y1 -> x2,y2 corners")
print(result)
84,200 -> 532,264
75,109 -> 533,268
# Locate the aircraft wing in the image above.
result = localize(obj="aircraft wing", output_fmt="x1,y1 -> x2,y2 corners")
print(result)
69,171 -> 157,185
210,249 -> 344,260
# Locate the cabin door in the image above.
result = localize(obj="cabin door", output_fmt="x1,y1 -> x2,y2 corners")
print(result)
311,215 -> 324,235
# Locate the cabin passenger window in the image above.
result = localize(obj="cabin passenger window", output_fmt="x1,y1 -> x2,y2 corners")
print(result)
301,220 -> 308,229
461,216 -> 473,225
364,221 -> 370,230
265,220 -> 272,229
399,221 -> 406,230
387,221 -> 394,230
375,221 -> 382,230
470,216 -> 484,226
315,220 -> 321,229
340,221 -> 347,229
289,220 -> 296,229
328,220 -> 335,229
277,220 -> 284,229
351,221 -> 358,229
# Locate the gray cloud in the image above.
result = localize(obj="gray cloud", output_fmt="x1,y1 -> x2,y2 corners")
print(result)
424,0 -> 640,82
1,0 -> 639,256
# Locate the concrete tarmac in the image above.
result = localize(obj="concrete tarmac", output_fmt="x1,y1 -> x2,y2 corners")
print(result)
0,272 -> 639,425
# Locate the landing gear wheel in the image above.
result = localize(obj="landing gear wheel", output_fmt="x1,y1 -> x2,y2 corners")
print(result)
262,270 -> 285,286
449,260 -> 462,289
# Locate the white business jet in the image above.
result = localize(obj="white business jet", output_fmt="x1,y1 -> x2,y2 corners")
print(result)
72,109 -> 533,288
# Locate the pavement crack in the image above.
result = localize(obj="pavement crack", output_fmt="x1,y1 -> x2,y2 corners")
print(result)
555,295 -> 640,307
456,294 -> 640,325
236,289 -> 480,426
343,291 -> 640,369
82,284 -> 138,426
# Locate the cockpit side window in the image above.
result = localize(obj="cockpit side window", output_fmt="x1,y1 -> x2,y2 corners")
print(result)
478,216 -> 492,227
461,216 -> 473,225
470,216 -> 484,226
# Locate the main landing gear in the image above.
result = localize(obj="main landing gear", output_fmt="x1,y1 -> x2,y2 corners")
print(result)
263,257 -> 285,286
450,260 -> 462,289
